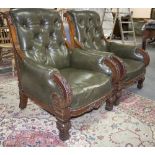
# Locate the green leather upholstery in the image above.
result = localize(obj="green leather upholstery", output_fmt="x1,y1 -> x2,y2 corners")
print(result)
19,57 -> 60,105
71,48 -> 112,75
10,9 -> 113,110
60,68 -> 111,109
123,59 -> 145,81
106,42 -> 144,62
106,42 -> 146,80
68,10 -> 106,51
67,10 -> 146,81
11,9 -> 70,69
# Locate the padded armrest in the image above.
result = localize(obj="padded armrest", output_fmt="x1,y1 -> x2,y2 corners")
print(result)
106,41 -> 144,62
19,58 -> 72,105
70,48 -> 121,82
21,58 -> 60,94
70,48 -> 112,75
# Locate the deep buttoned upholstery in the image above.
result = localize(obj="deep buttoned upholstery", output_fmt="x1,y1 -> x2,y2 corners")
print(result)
11,9 -> 70,69
69,10 -> 106,51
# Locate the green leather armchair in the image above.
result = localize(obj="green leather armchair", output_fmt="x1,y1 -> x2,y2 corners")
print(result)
6,9 -> 121,141
65,10 -> 150,100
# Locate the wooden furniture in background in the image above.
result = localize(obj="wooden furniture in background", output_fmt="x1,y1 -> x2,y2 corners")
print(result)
0,13 -> 15,76
151,8 -> 155,19
142,21 -> 155,50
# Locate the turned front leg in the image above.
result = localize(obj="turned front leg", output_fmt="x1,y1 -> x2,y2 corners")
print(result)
137,78 -> 145,89
56,119 -> 71,141
142,38 -> 147,50
113,90 -> 122,106
105,96 -> 115,111
19,90 -> 28,109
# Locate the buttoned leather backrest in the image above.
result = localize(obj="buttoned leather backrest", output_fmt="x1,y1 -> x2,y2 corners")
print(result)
10,9 -> 70,69
67,10 -> 106,50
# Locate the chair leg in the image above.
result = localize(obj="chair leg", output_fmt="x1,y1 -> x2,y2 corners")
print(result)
56,119 -> 71,141
12,58 -> 15,77
113,98 -> 120,106
0,48 -> 2,62
105,97 -> 114,111
137,78 -> 145,89
19,90 -> 28,109
51,92 -> 71,141
113,90 -> 121,106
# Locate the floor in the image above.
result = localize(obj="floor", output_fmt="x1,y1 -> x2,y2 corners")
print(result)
1,79 -> 155,146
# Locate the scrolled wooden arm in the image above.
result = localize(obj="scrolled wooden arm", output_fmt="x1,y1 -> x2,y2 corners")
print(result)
103,56 -> 121,83
137,48 -> 150,67
51,72 -> 72,123
51,72 -> 72,108
111,55 -> 127,80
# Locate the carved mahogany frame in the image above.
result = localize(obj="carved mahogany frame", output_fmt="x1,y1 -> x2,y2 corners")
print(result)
64,12 -> 150,102
4,10 -> 120,141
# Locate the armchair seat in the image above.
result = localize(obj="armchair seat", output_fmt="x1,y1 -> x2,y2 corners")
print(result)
60,68 -> 111,109
123,59 -> 145,81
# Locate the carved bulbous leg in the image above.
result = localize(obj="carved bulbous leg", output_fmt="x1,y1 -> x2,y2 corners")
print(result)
0,48 -> 2,62
113,90 -> 121,106
19,90 -> 28,109
105,96 -> 115,111
51,92 -> 71,141
56,119 -> 71,141
137,78 -> 145,89
113,98 -> 119,106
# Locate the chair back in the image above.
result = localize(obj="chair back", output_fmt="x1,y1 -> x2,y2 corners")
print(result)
10,9 -> 70,69
66,10 -> 107,50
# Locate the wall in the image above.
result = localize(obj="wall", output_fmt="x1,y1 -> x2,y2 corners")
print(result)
112,8 -> 151,18
131,8 -> 151,18
0,8 -> 9,12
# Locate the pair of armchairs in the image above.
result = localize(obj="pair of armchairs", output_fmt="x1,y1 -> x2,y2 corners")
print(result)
5,9 -> 149,141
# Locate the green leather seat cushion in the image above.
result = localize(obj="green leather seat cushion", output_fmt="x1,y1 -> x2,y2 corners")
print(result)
123,59 -> 145,81
60,68 -> 112,110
